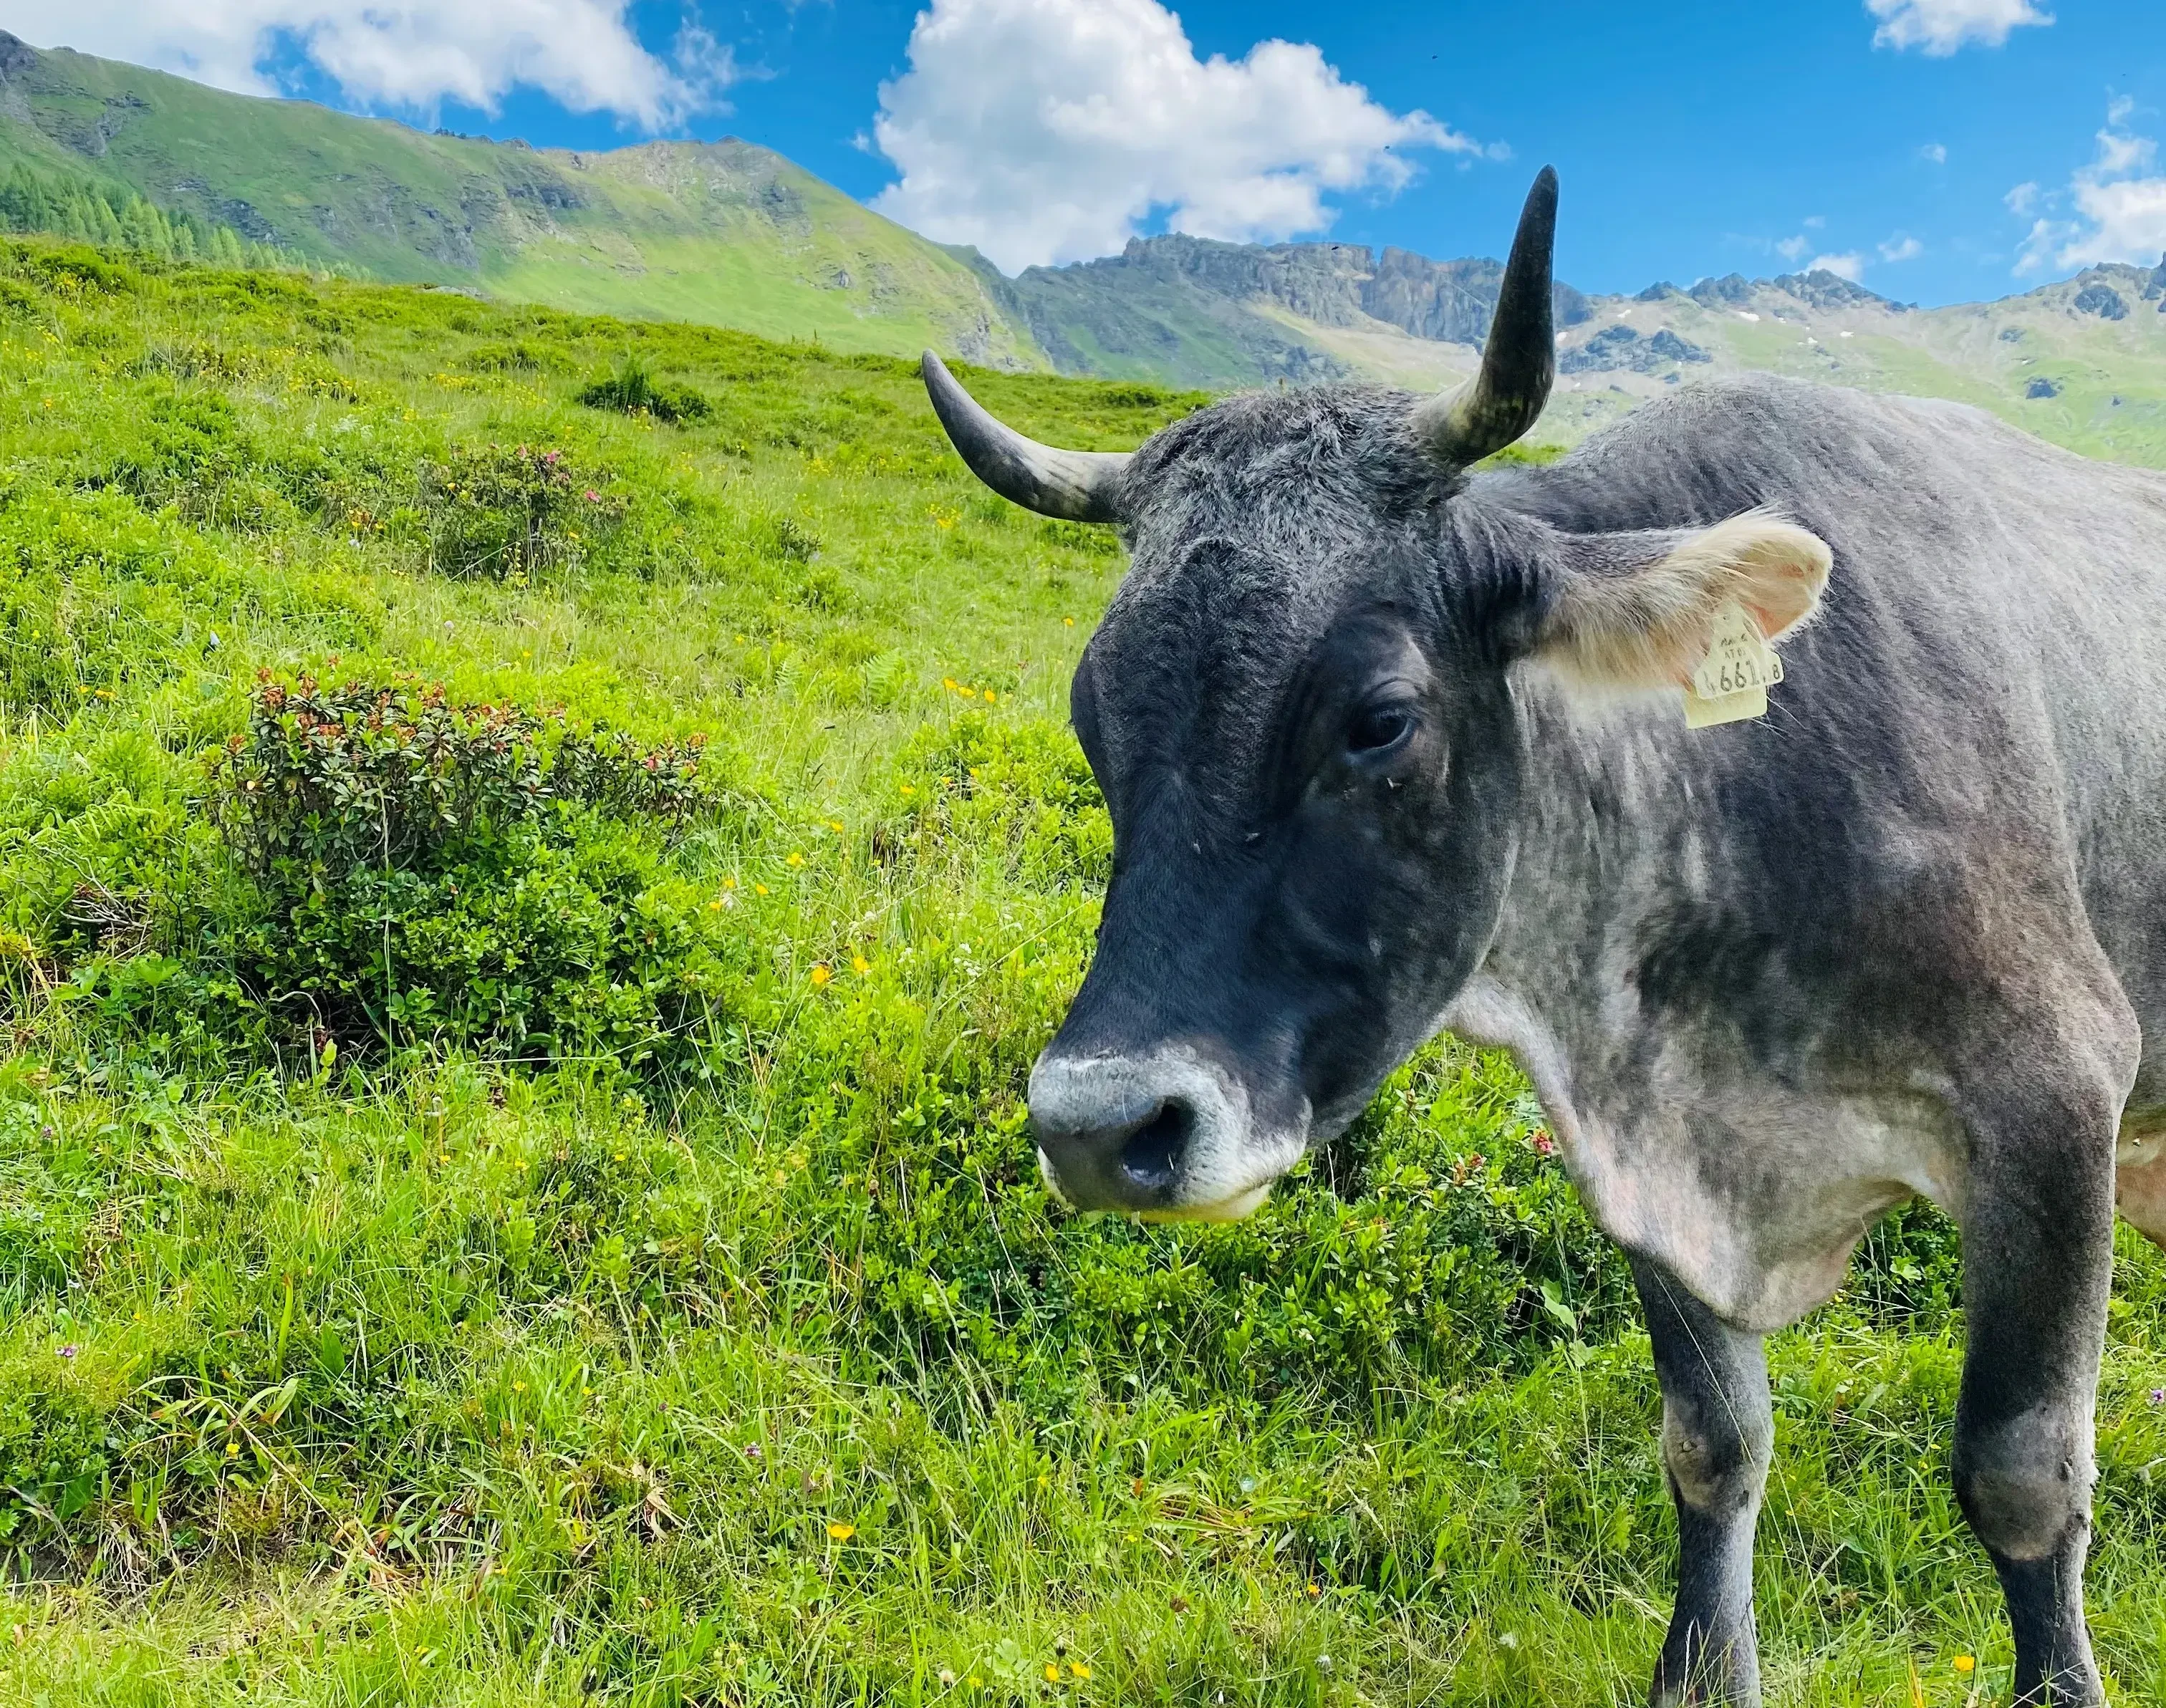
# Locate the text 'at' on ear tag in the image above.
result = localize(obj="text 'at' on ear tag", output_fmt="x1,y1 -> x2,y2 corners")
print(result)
1683,600 -> 1785,730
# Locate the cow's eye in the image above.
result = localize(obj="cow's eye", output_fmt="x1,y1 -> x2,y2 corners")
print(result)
1347,707 -> 1414,755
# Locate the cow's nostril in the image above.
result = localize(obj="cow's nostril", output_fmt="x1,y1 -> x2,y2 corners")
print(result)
1119,1099 -> 1193,1190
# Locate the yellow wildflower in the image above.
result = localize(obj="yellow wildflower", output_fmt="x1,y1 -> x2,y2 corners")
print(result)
983,690 -> 998,705
755,883 -> 770,896
1069,1662 -> 1091,1680
1955,1656 -> 1976,1675
901,783 -> 915,796
787,851 -> 804,867
827,1521 -> 855,1540
852,955 -> 871,975
810,964 -> 833,987
1044,1665 -> 1060,1684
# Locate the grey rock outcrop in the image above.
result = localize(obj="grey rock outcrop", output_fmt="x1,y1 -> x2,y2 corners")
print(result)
1560,324 -> 1711,375
1688,273 -> 1756,307
1679,269 -> 1908,315
2072,283 -> 2129,321
1771,269 -> 1910,313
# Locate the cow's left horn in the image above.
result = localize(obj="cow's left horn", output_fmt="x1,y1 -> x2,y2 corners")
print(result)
921,352 -> 1130,524
1412,167 -> 1559,466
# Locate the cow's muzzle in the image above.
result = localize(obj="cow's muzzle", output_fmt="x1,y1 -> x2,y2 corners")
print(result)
1027,1046 -> 1308,1219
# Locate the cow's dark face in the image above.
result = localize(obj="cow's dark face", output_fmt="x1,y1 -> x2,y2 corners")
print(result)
914,168 -> 1829,1217
1029,519 -> 1533,1217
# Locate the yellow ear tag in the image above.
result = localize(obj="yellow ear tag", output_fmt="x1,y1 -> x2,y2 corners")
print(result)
1683,601 -> 1785,729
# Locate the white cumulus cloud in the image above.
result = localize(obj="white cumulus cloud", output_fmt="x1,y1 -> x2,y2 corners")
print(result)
1920,142 -> 1948,164
1867,0 -> 2052,56
1809,251 -> 1866,281
9,1 -> 728,127
2016,104 -> 2166,272
870,0 -> 1480,272
1878,234 -> 1923,262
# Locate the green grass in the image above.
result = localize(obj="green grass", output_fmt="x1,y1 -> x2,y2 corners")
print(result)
0,236 -> 2162,1707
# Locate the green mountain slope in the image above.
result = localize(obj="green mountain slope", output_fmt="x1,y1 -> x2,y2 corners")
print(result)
0,31 -> 1039,367
1539,261 -> 2166,463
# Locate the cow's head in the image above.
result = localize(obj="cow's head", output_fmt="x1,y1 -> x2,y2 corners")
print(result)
923,170 -> 1829,1218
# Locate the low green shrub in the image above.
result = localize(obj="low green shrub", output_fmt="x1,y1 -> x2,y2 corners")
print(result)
415,443 -> 622,579
96,385 -> 325,531
0,483 -> 228,715
92,675 -> 738,1069
578,352 -> 710,424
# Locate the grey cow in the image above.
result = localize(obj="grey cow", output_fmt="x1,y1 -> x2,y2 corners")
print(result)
920,170 -> 2166,1704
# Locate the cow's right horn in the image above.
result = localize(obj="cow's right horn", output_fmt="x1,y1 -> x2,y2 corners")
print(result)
921,352 -> 1132,524
1412,167 -> 1559,467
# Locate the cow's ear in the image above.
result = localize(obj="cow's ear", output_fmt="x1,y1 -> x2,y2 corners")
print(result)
1530,510 -> 1832,691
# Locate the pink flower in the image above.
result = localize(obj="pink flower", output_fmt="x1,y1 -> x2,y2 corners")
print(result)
584,489 -> 600,502
57,1343 -> 77,1359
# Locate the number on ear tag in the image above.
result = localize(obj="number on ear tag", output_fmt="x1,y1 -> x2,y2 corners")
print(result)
1683,602 -> 1785,729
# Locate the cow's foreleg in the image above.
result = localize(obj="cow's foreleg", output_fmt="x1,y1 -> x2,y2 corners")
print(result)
1633,1255 -> 1772,1708
1953,1083 -> 2118,1708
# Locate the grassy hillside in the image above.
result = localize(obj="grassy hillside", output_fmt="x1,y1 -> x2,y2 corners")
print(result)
0,33 -> 1039,368
1540,263 -> 2166,460
0,238 -> 2162,1707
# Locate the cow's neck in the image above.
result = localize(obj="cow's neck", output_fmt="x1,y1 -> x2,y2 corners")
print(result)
1443,680 -> 1918,1330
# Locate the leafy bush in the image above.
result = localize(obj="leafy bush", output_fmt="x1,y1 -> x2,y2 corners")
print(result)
97,386 -> 315,531
189,674 -> 728,1065
415,443 -> 622,579
578,351 -> 710,424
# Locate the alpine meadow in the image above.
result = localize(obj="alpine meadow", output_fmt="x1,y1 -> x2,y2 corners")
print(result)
0,232 -> 2163,1708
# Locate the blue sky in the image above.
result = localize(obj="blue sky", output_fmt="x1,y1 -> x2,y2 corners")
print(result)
24,0 -> 2166,303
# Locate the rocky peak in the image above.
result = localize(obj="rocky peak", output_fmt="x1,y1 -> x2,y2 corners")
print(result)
1039,233 -> 1591,349
1560,322 -> 1710,375
1681,269 -> 1908,314
2072,281 -> 2129,321
1771,270 -> 1910,313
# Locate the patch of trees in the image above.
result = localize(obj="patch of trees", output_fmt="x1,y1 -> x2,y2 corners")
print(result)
0,161 -> 286,270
